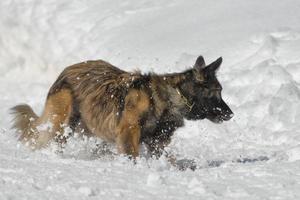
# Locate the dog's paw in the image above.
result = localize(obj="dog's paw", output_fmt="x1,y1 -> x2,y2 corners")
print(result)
175,158 -> 197,171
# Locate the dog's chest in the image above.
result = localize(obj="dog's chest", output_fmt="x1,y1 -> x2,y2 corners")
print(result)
141,114 -> 158,135
140,110 -> 183,143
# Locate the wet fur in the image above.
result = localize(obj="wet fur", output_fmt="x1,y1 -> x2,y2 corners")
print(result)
11,57 -> 233,159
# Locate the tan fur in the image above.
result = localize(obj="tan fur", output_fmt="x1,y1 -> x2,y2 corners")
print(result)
116,89 -> 150,157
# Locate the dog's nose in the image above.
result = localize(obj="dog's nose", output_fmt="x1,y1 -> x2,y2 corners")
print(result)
222,110 -> 234,121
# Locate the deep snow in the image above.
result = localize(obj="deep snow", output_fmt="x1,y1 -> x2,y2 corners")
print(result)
1,0 -> 300,199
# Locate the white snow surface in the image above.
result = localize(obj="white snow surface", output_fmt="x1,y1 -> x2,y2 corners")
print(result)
1,0 -> 300,199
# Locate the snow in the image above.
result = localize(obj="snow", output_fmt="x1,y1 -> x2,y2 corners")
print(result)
1,0 -> 300,199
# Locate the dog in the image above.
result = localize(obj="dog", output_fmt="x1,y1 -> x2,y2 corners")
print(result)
11,55 -> 233,161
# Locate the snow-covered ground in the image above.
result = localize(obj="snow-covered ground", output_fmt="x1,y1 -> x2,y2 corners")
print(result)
1,0 -> 300,199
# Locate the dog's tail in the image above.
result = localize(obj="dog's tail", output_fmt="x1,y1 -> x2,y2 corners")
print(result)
10,104 -> 39,146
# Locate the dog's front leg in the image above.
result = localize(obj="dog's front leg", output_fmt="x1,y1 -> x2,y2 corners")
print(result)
116,89 -> 149,158
116,124 -> 141,158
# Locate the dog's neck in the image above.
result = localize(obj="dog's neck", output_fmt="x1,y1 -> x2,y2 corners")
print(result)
175,88 -> 195,111
149,74 -> 189,117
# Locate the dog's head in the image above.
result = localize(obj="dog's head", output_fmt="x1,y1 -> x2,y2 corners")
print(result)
178,56 -> 233,123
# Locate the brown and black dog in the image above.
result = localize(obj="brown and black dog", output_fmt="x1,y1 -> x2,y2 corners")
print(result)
11,56 -> 233,160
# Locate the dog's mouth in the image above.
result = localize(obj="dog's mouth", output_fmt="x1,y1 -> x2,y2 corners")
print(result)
184,105 -> 234,122
207,113 -> 234,124
183,106 -> 206,120
209,117 -> 224,124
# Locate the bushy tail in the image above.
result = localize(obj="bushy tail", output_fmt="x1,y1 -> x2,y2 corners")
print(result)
10,104 -> 39,143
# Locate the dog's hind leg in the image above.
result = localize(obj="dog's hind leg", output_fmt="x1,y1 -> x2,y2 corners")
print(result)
34,88 -> 73,149
12,88 -> 73,149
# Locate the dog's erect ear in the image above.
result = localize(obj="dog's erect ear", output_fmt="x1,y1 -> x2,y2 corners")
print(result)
194,55 -> 206,70
206,57 -> 222,72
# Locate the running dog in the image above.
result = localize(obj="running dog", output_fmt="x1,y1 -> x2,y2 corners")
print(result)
11,56 -> 233,159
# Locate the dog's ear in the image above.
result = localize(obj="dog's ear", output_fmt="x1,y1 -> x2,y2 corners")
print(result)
206,57 -> 222,72
194,55 -> 206,70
